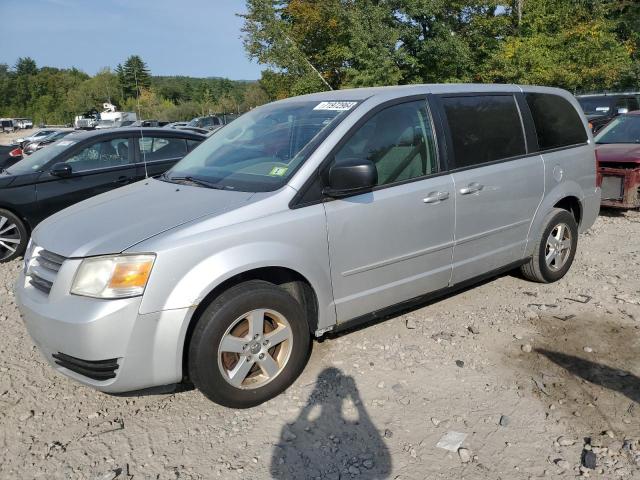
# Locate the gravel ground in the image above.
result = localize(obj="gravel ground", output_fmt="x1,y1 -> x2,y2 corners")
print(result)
0,210 -> 639,479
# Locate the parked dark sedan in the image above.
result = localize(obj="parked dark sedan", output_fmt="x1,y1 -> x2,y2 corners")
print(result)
0,128 -> 205,262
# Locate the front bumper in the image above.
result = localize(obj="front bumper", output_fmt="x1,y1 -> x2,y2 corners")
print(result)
598,167 -> 640,209
16,270 -> 193,393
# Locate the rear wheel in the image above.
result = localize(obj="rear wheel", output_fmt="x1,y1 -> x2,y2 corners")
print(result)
521,208 -> 578,283
188,280 -> 311,408
0,209 -> 27,263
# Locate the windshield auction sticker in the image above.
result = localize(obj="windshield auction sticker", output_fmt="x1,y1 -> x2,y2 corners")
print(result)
269,166 -> 288,176
56,140 -> 75,147
313,101 -> 357,111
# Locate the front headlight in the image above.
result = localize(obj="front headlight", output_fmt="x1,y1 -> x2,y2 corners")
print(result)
71,254 -> 155,299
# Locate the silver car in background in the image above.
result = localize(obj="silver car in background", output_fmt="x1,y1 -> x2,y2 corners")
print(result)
16,84 -> 600,408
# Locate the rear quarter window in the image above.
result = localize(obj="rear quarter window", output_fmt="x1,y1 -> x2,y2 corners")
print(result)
525,93 -> 587,150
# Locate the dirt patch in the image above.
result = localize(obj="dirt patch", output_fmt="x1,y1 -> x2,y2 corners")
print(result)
512,314 -> 639,431
1,212 -> 639,479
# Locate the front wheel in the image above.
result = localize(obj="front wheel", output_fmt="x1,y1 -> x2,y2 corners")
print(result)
521,208 -> 578,283
0,209 -> 28,263
188,280 -> 311,408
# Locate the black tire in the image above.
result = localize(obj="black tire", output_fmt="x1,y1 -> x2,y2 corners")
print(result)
188,280 -> 311,408
0,209 -> 28,263
521,208 -> 578,283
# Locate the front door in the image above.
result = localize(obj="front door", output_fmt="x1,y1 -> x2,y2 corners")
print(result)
323,99 -> 455,323
437,94 -> 544,284
35,136 -> 137,223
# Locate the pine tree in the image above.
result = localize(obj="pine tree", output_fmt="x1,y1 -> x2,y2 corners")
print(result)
119,55 -> 151,99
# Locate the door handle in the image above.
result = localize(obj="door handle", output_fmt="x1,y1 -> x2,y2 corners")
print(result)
115,176 -> 130,185
459,182 -> 483,195
423,191 -> 450,204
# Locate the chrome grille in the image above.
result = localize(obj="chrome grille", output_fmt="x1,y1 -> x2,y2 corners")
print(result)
27,248 -> 66,295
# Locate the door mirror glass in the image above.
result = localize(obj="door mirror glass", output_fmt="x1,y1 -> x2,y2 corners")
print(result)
50,162 -> 72,177
324,157 -> 377,197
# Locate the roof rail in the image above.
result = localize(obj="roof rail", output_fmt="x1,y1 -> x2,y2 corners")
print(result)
576,91 -> 640,97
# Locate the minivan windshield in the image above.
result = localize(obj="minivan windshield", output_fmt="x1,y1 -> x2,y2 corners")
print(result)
595,115 -> 640,144
163,100 -> 359,192
5,139 -> 76,175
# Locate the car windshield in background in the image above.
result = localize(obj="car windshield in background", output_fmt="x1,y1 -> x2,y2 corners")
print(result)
164,100 -> 359,192
5,139 -> 76,175
595,115 -> 640,144
578,97 -> 612,116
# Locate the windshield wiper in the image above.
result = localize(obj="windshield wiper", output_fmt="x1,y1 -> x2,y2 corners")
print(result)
166,175 -> 226,190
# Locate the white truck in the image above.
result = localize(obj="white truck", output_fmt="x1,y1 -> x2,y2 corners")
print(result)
75,103 -> 137,130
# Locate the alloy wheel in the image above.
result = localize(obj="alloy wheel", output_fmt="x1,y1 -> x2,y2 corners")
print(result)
0,215 -> 21,261
545,222 -> 572,272
217,309 -> 293,390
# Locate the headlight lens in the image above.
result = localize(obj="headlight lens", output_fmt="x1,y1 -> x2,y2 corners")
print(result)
71,254 -> 155,298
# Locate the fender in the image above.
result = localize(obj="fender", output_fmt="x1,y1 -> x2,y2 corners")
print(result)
524,180 -> 583,258
139,241 -> 337,329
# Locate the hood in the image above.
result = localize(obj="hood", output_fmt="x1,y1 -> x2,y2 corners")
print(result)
0,171 -> 39,187
596,144 -> 640,165
33,178 -> 257,258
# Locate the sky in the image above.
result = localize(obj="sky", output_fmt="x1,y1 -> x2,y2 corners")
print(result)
0,0 -> 263,80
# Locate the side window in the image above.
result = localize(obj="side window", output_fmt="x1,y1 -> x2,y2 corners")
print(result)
65,138 -> 131,172
186,139 -> 202,152
333,100 -> 438,186
138,137 -> 187,162
525,93 -> 588,150
441,95 -> 526,168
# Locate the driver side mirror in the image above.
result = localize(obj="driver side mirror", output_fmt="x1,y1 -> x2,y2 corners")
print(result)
323,158 -> 378,198
50,163 -> 72,178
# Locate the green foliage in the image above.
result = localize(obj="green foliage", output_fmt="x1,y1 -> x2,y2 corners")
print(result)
242,0 -> 640,93
0,56 -> 269,125
480,0 -> 634,92
118,55 -> 151,98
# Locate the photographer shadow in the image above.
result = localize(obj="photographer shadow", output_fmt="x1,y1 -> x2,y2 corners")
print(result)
270,367 -> 391,479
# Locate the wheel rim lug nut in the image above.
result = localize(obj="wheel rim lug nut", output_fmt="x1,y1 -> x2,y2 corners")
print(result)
259,353 -> 265,359
263,341 -> 268,346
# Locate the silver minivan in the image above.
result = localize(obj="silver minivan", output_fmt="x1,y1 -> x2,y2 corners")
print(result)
16,84 -> 601,408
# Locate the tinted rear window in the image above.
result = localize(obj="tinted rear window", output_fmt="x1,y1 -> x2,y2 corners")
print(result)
441,95 -> 526,168
525,93 -> 587,150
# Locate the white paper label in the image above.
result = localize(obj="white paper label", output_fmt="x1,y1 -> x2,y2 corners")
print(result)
56,140 -> 75,147
313,101 -> 357,111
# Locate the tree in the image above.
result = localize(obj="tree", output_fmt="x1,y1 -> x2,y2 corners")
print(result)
481,0 -> 633,91
242,0 -> 637,93
119,55 -> 151,98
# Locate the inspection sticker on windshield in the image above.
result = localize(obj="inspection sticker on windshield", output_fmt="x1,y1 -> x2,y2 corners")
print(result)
56,140 -> 75,147
314,101 -> 357,111
269,166 -> 288,176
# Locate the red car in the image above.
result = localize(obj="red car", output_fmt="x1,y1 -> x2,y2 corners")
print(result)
595,111 -> 640,208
